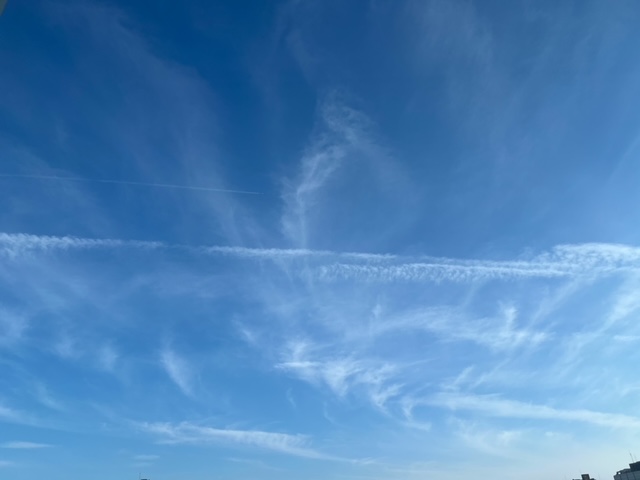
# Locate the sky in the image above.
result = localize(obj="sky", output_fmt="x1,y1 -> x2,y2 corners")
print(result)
2,1 -> 640,479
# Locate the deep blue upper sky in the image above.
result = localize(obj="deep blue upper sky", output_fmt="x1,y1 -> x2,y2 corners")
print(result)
2,1 -> 640,479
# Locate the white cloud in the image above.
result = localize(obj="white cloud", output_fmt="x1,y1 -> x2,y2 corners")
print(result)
318,244 -> 640,282
139,421 -> 326,459
202,245 -> 393,262
0,233 -> 161,258
317,244 -> 640,283
276,340 -> 400,409
160,349 -> 195,397
281,97 -> 373,247
1,441 -> 52,449
606,276 -> 640,326
426,392 -> 640,429
316,261 -> 572,283
3,232 -> 640,285
365,305 -> 548,352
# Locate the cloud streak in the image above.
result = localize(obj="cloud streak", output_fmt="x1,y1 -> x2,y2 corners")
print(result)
425,393 -> 640,429
4,232 -> 640,283
139,421 -> 328,459
0,441 -> 52,449
317,243 -> 640,282
0,233 -> 161,258
373,305 -> 549,352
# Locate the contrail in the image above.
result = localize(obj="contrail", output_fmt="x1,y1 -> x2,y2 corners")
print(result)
0,173 -> 261,195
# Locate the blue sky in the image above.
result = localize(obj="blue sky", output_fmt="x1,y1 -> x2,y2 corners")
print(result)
2,1 -> 640,479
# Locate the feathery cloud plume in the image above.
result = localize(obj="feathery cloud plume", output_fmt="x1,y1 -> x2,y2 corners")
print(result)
160,349 -> 195,397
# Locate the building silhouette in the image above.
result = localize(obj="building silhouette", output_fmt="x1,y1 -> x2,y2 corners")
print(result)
615,461 -> 640,480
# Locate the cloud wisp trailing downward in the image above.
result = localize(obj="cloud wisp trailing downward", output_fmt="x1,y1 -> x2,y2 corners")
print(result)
160,349 -> 196,397
280,97 -> 382,248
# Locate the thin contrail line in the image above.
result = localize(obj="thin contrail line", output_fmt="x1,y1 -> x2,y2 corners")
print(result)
0,173 -> 261,195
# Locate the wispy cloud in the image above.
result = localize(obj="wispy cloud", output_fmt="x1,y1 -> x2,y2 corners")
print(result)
201,245 -> 393,261
381,305 -> 548,352
281,97 -> 376,247
139,421 -> 328,459
0,404 -> 23,422
317,243 -> 640,283
425,392 -> 640,429
276,340 -> 401,409
1,441 -> 52,449
317,261 -> 571,282
160,349 -> 195,397
0,402 -> 35,426
0,233 -> 161,258
605,275 -> 640,326
3,232 -> 640,284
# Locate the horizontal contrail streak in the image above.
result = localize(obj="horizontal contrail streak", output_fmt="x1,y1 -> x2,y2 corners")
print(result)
0,173 -> 261,195
2,233 -> 640,282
